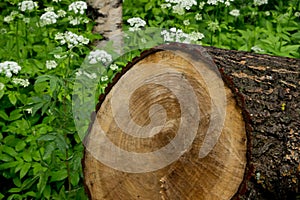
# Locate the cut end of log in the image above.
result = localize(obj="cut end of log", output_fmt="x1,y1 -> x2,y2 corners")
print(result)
83,45 -> 247,200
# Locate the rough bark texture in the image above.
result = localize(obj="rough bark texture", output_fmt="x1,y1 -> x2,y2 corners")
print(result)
202,45 -> 300,200
86,0 -> 122,50
83,43 -> 300,200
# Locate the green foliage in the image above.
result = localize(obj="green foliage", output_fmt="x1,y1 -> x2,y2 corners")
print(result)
123,0 -> 300,58
0,0 -> 101,199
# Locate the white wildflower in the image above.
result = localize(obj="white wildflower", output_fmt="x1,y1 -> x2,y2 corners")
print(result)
84,71 -> 97,79
265,11 -> 270,16
54,31 -> 89,49
54,54 -> 67,59
199,2 -> 205,9
25,108 -> 33,114
53,0 -> 61,2
207,21 -> 220,32
188,32 -> 205,41
68,1 -> 87,15
46,60 -> 58,69
225,0 -> 231,6
18,1 -> 38,12
101,75 -> 109,82
254,0 -> 268,6
229,9 -> 240,17
12,78 -> 30,87
183,19 -> 190,26
40,11 -> 59,26
109,64 -> 118,71
57,10 -> 67,17
195,13 -> 202,20
44,7 -> 54,12
127,17 -> 146,31
88,50 -> 112,65
161,3 -> 171,9
165,0 -> 197,11
251,46 -> 264,53
0,61 -> 22,78
0,83 -> 5,90
0,29 -> 7,34
23,17 -> 30,23
295,12 -> 300,17
161,28 -> 190,43
207,0 -> 218,5
172,4 -> 185,15
69,16 -> 81,25
4,16 -> 14,23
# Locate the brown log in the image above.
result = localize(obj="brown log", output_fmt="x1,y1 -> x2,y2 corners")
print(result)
82,43 -> 300,199
83,44 -> 247,200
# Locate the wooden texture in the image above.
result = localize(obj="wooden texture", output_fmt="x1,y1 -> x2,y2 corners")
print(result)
83,46 -> 247,200
83,43 -> 300,200
87,0 -> 122,50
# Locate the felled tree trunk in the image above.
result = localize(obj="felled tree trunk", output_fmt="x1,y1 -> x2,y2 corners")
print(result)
83,43 -> 300,200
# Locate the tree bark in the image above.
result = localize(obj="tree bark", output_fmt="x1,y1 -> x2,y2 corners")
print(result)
83,43 -> 300,199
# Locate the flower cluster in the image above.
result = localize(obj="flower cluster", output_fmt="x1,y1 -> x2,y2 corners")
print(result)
18,0 -> 38,12
0,61 -> 22,78
75,69 -> 97,79
207,21 -> 220,32
161,28 -> 204,43
87,50 -> 112,65
54,31 -> 89,49
207,0 -> 234,7
40,11 -> 59,26
68,16 -> 89,26
4,11 -> 23,23
164,0 -> 197,15
12,78 -> 30,87
254,0 -> 268,6
68,1 -> 87,15
251,46 -> 264,53
229,9 -> 240,17
46,60 -> 58,69
127,17 -> 146,31
109,63 -> 119,71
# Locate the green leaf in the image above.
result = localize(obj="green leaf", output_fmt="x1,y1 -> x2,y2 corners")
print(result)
70,171 -> 80,186
13,177 -> 22,187
0,90 -> 4,99
55,134 -> 69,152
2,146 -> 18,157
20,163 -> 31,179
0,161 -> 20,170
9,109 -> 23,121
50,169 -> 68,182
0,110 -> 9,120
22,150 -> 32,162
8,188 -> 22,193
0,192 -> 4,200
43,142 -> 56,160
15,141 -> 26,152
21,175 -> 39,190
8,92 -> 17,105
24,191 -> 36,198
37,172 -> 48,197
37,134 -> 56,142
43,185 -> 51,200
0,153 -> 14,162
